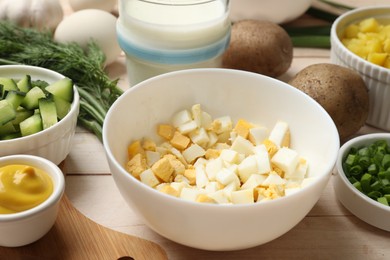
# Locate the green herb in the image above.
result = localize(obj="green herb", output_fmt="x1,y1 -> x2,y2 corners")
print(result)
0,21 -> 123,141
283,0 -> 354,49
342,140 -> 390,207
289,35 -> 331,48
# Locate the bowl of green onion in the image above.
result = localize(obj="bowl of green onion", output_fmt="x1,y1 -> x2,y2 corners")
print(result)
334,133 -> 390,232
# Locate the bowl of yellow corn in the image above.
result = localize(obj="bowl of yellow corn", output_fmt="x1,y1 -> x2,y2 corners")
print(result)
331,6 -> 390,132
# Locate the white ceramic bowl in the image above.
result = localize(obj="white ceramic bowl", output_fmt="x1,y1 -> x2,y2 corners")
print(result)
229,0 -> 312,24
0,154 -> 65,247
103,68 -> 340,251
334,133 -> 390,232
331,6 -> 390,131
0,65 -> 79,165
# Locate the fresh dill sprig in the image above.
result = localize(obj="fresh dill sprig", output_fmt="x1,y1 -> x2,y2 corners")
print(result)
0,21 -> 123,141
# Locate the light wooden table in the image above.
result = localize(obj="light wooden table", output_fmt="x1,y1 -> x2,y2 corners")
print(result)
63,1 -> 389,259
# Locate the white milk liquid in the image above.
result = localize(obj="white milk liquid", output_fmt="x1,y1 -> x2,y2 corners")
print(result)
120,0 -> 229,49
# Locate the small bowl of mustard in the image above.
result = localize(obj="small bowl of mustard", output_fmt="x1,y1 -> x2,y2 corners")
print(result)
0,154 -> 65,247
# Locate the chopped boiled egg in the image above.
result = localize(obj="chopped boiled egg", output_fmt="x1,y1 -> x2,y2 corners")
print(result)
268,121 -> 290,148
231,135 -> 254,156
271,147 -> 300,178
195,165 -> 209,188
248,126 -> 269,145
211,116 -> 233,134
125,104 -> 311,205
241,173 -> 267,190
180,187 -> 204,202
216,168 -> 240,187
231,189 -> 254,204
237,155 -> 258,183
170,131 -> 190,150
233,119 -> 253,139
220,149 -> 239,164
189,127 -> 209,147
172,109 -> 192,128
182,144 -> 206,163
177,120 -> 198,134
140,169 -> 160,187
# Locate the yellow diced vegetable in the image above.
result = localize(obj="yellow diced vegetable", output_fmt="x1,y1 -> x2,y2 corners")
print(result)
359,18 -> 380,33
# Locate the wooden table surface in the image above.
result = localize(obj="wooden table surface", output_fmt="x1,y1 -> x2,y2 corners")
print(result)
62,1 -> 389,259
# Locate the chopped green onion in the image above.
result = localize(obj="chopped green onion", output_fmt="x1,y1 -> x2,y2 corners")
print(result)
367,191 -> 382,200
353,181 -> 362,192
345,154 -> 357,166
370,180 -> 382,191
382,154 -> 390,169
283,25 -> 331,36
358,156 -> 370,169
342,139 -> 390,207
349,165 -> 363,176
377,197 -> 389,206
361,173 -> 372,193
290,36 -> 330,48
367,164 -> 378,175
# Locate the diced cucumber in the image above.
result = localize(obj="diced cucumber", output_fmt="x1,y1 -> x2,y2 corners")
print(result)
53,95 -> 71,120
0,132 -> 21,140
45,77 -> 73,102
32,80 -> 49,89
0,75 -> 72,140
5,90 -> 26,109
0,99 -> 16,125
20,113 -> 43,137
39,97 -> 58,129
21,86 -> 46,110
0,77 -> 18,92
12,108 -> 34,128
17,75 -> 32,93
0,121 -> 17,136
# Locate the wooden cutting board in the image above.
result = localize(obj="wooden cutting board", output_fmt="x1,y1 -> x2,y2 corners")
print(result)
0,163 -> 168,260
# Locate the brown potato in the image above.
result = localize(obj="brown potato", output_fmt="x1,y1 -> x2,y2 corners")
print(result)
288,63 -> 369,141
222,20 -> 293,78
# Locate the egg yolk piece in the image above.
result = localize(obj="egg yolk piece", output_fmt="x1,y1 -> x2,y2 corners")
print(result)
0,164 -> 53,214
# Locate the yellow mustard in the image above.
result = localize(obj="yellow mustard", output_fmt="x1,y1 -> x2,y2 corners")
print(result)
0,164 -> 53,214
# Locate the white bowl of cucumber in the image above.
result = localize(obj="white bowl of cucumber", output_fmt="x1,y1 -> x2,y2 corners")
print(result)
0,65 -> 79,165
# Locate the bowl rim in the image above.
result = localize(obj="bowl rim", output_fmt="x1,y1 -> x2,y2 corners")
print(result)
0,65 -> 80,146
0,154 -> 65,221
330,5 -> 390,77
103,68 -> 340,208
336,133 -> 390,212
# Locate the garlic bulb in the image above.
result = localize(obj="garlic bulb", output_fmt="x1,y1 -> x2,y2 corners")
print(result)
0,0 -> 64,31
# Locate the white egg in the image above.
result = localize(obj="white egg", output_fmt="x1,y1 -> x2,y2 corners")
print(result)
54,9 -> 121,65
69,0 -> 117,12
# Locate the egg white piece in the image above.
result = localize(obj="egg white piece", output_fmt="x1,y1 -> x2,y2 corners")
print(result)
249,126 -> 269,145
172,109 -> 192,128
182,144 -> 206,163
241,173 -> 267,190
189,127 -> 209,147
231,189 -> 254,204
271,147 -> 299,177
231,135 -> 254,156
140,169 -> 160,187
195,165 -> 209,189
268,121 -> 289,148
